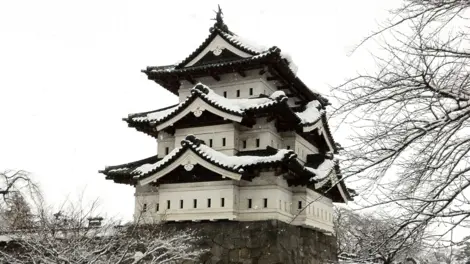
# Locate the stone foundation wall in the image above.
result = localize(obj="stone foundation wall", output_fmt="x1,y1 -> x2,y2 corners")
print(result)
162,220 -> 337,264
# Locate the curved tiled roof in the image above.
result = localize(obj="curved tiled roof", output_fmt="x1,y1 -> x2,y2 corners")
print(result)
125,83 -> 288,127
100,135 -> 297,182
172,24 -> 264,70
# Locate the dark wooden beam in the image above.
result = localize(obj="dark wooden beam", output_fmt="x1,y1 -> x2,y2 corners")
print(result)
236,69 -> 246,78
185,75 -> 196,85
211,73 -> 221,81
266,76 -> 279,81
259,69 -> 266,75
277,85 -> 291,90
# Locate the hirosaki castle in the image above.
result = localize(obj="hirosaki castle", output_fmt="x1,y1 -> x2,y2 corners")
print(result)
100,9 -> 352,235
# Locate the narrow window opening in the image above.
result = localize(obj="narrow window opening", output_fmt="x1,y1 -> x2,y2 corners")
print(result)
165,147 -> 169,155
279,200 -> 282,209
156,203 -> 159,212
221,198 -> 225,207
248,199 -> 252,209
223,91 -> 227,98
256,139 -> 260,147
263,198 -> 268,208
193,199 -> 197,208
207,198 -> 211,208
249,88 -> 253,95
167,200 -> 171,209
236,90 -> 240,97
298,201 -> 302,209
180,200 -> 184,209
142,203 -> 147,212
287,145 -> 291,150
222,138 -> 226,147
242,140 -> 247,149
209,139 -> 213,147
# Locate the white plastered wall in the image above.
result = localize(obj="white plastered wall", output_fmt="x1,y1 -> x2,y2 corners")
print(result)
174,123 -> 237,155
178,70 -> 278,102
134,173 -> 335,233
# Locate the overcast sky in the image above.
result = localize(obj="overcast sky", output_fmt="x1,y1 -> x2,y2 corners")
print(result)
0,0 -> 400,220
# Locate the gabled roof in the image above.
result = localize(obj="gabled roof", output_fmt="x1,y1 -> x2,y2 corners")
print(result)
100,135 -> 350,203
174,25 -> 264,69
141,14 -> 330,106
125,83 -> 289,132
100,135 -> 297,185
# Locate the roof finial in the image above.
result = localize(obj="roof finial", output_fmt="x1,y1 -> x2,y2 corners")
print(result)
211,5 -> 231,34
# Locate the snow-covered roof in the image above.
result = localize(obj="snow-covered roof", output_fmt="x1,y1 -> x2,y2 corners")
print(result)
127,83 -> 288,124
103,135 -> 297,181
295,101 -> 324,125
305,159 -> 336,182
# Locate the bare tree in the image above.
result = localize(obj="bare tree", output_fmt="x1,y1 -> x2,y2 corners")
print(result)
0,170 -> 42,231
334,207 -> 425,264
0,170 -> 206,263
332,0 -> 470,246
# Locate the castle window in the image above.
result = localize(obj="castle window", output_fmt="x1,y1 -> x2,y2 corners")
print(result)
207,198 -> 211,208
223,91 -> 227,98
298,201 -> 302,209
180,200 -> 184,209
248,199 -> 252,209
209,139 -> 213,147
165,147 -> 169,155
222,138 -> 226,146
221,198 -> 225,207
284,202 -> 287,211
287,145 -> 291,150
167,200 -> 171,209
242,140 -> 247,149
236,90 -> 240,97
256,139 -> 260,147
156,203 -> 159,212
142,203 -> 147,212
249,88 -> 253,95
263,198 -> 268,208
193,199 -> 197,208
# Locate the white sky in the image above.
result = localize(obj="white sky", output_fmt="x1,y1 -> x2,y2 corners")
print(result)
0,0 -> 400,221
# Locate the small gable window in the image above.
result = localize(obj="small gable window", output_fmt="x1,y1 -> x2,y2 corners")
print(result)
236,90 -> 240,97
242,140 -> 247,149
256,139 -> 260,148
223,91 -> 227,98
249,88 -> 253,96
222,138 -> 226,146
